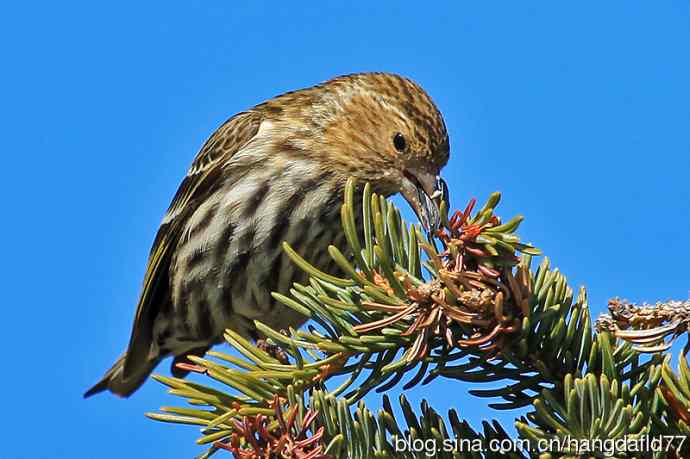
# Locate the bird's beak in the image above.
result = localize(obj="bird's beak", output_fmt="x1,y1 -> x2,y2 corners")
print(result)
400,170 -> 449,231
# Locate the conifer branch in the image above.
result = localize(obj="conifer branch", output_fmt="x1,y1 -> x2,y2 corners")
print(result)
147,178 -> 688,458
596,298 -> 690,353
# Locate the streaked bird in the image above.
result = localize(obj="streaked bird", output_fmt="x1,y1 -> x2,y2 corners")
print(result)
85,72 -> 450,397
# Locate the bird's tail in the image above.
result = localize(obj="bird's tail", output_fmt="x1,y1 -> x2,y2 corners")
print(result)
83,352 -> 159,398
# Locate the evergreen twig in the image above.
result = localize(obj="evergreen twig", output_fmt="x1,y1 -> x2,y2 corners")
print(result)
147,178 -> 688,458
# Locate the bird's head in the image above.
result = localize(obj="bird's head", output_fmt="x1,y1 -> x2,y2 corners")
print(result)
262,72 -> 451,230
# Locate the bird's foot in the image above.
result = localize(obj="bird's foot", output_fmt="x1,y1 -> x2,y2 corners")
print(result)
256,338 -> 290,365
174,362 -> 207,375
171,346 -> 210,377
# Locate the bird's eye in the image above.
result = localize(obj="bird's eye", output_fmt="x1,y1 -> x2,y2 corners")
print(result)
393,133 -> 406,152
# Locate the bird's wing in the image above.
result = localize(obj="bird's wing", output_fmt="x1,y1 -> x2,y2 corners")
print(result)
123,110 -> 263,378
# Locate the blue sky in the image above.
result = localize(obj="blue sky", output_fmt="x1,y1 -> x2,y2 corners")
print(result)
2,1 -> 689,457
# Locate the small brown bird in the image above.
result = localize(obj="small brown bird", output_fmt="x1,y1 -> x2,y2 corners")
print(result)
85,72 -> 450,397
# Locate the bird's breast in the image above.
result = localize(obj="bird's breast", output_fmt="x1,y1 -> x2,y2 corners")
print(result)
166,158 -> 349,349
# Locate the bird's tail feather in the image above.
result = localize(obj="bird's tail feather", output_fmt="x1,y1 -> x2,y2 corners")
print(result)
84,352 -> 159,398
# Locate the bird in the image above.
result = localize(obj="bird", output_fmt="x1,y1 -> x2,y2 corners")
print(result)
85,72 -> 450,398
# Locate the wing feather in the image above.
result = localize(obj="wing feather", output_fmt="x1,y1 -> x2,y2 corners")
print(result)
123,110 -> 263,377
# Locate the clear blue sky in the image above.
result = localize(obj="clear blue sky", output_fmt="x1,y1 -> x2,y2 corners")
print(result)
2,1 -> 689,458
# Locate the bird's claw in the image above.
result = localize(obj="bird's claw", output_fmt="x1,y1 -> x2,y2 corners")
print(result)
256,338 -> 290,365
